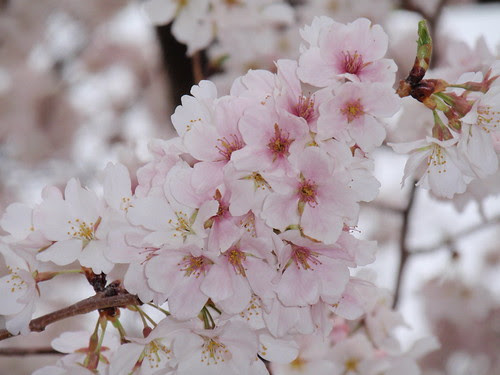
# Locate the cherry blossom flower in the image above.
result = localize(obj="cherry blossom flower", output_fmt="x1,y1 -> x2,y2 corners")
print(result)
330,334 -> 386,375
261,147 -> 358,243
390,137 -> 474,198
200,235 -> 277,313
126,191 -> 217,249
274,59 -> 332,132
145,244 -> 216,319
172,320 -> 260,375
232,98 -> 309,176
458,86 -> 500,178
298,18 -> 397,87
109,318 -> 187,375
317,82 -> 400,151
274,230 -> 350,307
171,80 -> 218,138
182,95 -> 249,172
271,334 -> 336,375
0,244 -> 38,335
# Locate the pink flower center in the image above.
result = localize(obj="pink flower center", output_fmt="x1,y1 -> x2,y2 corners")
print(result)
294,95 -> 315,123
291,246 -> 321,270
226,247 -> 247,276
179,255 -> 212,277
267,123 -> 294,160
341,99 -> 364,123
216,134 -> 244,161
341,51 -> 364,75
298,179 -> 318,206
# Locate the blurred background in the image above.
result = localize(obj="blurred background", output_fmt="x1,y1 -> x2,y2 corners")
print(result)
0,0 -> 499,374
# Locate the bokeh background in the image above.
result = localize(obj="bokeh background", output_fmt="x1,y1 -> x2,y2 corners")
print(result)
0,0 -> 499,374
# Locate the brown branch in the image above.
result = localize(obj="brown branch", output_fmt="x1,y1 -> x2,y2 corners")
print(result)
392,182 -> 417,309
411,214 -> 500,254
0,291 -> 141,342
0,347 -> 61,356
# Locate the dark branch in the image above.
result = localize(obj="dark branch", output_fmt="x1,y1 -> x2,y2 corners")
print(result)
154,24 -> 208,110
0,291 -> 141,342
0,347 -> 61,356
392,182 -> 417,309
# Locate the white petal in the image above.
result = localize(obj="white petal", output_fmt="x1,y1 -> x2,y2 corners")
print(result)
37,239 -> 82,265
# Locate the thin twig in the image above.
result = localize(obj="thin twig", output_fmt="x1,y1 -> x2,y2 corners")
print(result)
363,201 -> 405,214
0,291 -> 141,342
392,182 -> 417,309
0,347 -> 61,356
411,214 -> 500,254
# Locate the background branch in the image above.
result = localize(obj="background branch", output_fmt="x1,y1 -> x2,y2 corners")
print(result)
393,182 -> 417,308
400,0 -> 448,65
0,347 -> 60,356
411,214 -> 500,254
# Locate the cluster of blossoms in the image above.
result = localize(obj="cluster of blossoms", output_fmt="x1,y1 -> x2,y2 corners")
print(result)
144,0 -> 295,55
143,0 -> 399,92
7,11 -> 500,374
389,23 -> 500,199
0,16 -> 439,374
420,275 -> 500,375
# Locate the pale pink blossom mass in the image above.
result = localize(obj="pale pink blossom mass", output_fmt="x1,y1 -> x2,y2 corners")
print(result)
1,10 -> 499,375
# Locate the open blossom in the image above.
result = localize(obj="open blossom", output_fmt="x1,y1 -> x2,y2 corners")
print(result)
173,320 -> 261,375
317,82 -> 400,151
200,235 -> 277,313
390,137 -> 474,199
32,178 -> 113,273
0,244 -> 38,335
232,98 -> 309,176
109,318 -> 186,375
171,80 -> 219,138
274,230 -> 351,307
145,244 -> 216,319
274,59 -> 332,132
261,147 -> 358,243
183,95 -> 249,172
271,333 -> 336,375
298,17 -> 397,87
126,190 -> 218,248
458,86 -> 500,178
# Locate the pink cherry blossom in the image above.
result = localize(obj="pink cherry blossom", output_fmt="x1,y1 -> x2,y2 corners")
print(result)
172,320 -> 261,375
317,82 -> 400,151
298,18 -> 397,87
274,230 -> 350,307
145,244 -> 216,319
274,59 -> 332,132
261,147 -> 358,243
232,99 -> 309,176
200,235 -> 277,313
